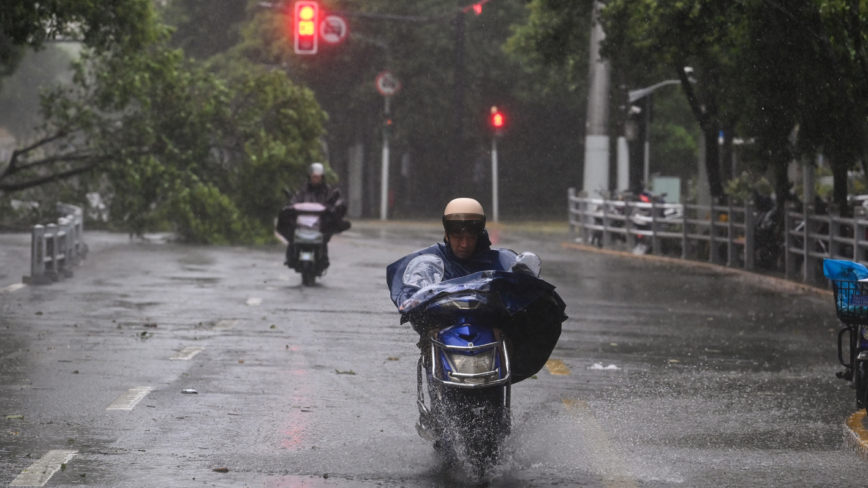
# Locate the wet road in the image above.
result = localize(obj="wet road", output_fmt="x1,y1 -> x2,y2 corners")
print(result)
0,223 -> 865,487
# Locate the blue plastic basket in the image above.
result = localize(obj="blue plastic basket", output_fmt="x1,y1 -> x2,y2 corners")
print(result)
832,280 -> 868,325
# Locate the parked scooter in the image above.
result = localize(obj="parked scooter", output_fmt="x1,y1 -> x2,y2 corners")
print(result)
397,269 -> 564,476
824,259 -> 868,409
283,202 -> 329,286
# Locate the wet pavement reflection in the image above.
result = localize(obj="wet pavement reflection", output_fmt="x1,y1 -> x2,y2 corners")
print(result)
0,223 -> 864,487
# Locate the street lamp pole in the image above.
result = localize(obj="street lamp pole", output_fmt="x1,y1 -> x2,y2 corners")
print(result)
628,79 -> 680,190
491,137 -> 499,222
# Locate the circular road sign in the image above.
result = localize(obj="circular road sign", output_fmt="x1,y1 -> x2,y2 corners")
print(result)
320,15 -> 348,45
376,71 -> 401,97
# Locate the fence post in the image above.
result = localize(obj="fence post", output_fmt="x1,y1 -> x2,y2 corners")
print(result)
651,200 -> 661,255
708,203 -> 716,264
57,217 -> 73,278
828,214 -> 838,260
602,197 -> 611,248
802,209 -> 811,282
726,201 -> 735,267
27,225 -> 48,285
783,204 -> 795,279
568,188 -> 576,239
681,204 -> 689,259
745,200 -> 755,271
625,201 -> 634,249
45,224 -> 59,281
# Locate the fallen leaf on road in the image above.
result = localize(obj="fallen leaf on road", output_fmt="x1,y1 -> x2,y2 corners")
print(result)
238,359 -> 244,364
387,357 -> 399,361
335,369 -> 356,375
212,467 -> 229,473
5,415 -> 23,420
35,312 -> 43,316
144,323 -> 157,328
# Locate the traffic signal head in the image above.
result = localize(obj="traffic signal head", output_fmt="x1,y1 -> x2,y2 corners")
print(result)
294,1 -> 319,55
490,106 -> 505,132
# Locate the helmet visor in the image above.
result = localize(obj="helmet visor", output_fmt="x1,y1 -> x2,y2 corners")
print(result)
443,213 -> 485,236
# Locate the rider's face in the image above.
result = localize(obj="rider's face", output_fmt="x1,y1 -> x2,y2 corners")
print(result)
310,174 -> 323,186
447,230 -> 478,259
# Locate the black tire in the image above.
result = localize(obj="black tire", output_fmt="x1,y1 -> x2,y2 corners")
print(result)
301,263 -> 316,286
857,359 -> 868,410
440,387 -> 508,477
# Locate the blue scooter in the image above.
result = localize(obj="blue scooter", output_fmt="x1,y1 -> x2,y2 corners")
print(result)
397,270 -> 565,476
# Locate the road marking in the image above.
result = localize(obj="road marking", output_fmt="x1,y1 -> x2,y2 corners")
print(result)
107,386 -> 153,410
246,297 -> 262,306
0,283 -> 26,294
545,359 -> 571,375
563,399 -> 637,488
214,319 -> 236,330
9,450 -> 77,486
170,347 -> 204,360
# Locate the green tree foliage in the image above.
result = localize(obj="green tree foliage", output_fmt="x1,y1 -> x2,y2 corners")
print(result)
160,0 -> 248,60
234,0 -> 588,218
0,0 -> 156,85
1,5 -> 326,243
509,0 -> 868,212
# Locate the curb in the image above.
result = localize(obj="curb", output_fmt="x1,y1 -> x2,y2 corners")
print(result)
560,241 -> 833,298
845,411 -> 868,461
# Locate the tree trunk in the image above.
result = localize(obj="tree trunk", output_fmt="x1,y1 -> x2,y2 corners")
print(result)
832,161 -> 850,216
703,126 -> 724,200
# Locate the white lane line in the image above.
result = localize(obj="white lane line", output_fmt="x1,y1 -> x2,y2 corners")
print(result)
170,347 -> 204,361
563,399 -> 638,488
107,386 -> 153,410
0,283 -> 27,294
214,319 -> 236,330
246,297 -> 262,306
9,450 -> 77,487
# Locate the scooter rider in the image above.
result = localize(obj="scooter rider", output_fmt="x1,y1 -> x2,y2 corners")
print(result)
386,197 -> 564,383
277,163 -> 351,269
387,197 -> 542,312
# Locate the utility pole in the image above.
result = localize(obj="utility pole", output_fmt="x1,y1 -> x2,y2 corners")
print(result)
583,0 -> 611,195
380,95 -> 391,221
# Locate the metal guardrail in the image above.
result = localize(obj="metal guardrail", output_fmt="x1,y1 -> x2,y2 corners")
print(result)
568,188 -> 757,269
23,203 -> 88,285
783,206 -> 868,285
569,188 -> 868,286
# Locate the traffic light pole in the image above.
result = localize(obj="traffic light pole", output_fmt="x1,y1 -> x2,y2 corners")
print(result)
380,95 -> 391,221
491,137 -> 499,223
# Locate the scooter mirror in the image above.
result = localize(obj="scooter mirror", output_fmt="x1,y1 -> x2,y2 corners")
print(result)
511,252 -> 542,277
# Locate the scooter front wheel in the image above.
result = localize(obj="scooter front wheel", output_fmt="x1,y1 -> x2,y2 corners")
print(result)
301,268 -> 316,286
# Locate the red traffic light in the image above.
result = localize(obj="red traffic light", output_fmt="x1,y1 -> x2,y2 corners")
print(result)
490,106 -> 505,130
294,1 -> 319,55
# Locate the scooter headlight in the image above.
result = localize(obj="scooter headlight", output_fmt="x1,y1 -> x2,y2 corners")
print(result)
448,350 -> 495,375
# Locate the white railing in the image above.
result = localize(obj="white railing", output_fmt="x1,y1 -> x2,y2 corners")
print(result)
23,203 -> 88,285
783,206 -> 868,284
569,188 -> 868,285
568,188 -> 755,268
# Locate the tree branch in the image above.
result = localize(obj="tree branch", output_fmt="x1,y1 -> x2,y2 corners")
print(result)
674,63 -> 709,129
0,164 -> 96,194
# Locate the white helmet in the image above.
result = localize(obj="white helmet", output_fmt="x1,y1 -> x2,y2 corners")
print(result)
309,163 -> 324,176
442,198 -> 485,235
